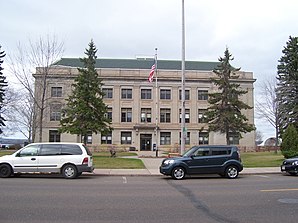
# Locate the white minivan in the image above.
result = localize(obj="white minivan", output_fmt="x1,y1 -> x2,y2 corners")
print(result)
0,143 -> 94,179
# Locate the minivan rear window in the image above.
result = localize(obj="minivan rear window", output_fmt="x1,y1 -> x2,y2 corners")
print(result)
61,145 -> 82,155
83,145 -> 92,156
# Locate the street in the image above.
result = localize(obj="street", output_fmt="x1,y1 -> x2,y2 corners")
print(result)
0,174 -> 297,223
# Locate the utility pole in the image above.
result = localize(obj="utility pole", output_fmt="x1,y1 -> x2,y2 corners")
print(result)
181,0 -> 186,155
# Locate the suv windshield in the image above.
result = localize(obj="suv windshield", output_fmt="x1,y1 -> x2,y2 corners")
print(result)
183,146 -> 198,157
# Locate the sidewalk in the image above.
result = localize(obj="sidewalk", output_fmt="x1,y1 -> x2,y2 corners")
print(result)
90,151 -> 281,176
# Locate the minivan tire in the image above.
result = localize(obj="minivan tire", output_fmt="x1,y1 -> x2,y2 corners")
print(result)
225,166 -> 239,179
0,164 -> 12,178
62,164 -> 78,179
171,167 -> 186,180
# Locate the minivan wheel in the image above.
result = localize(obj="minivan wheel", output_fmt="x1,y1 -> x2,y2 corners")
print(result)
0,164 -> 12,178
171,167 -> 185,180
62,164 -> 78,179
225,166 -> 239,179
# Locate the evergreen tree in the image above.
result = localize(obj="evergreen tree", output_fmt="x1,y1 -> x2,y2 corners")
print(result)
0,46 -> 8,134
276,36 -> 298,133
280,124 -> 298,158
59,40 -> 112,144
206,48 -> 255,144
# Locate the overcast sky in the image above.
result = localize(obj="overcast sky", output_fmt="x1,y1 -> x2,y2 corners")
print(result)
2,0 -> 298,140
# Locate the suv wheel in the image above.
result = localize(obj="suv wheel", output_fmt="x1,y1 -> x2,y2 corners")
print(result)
62,164 -> 78,179
0,164 -> 12,178
225,166 -> 239,179
171,167 -> 185,180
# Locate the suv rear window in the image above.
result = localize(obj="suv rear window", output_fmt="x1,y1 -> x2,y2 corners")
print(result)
211,148 -> 232,156
83,145 -> 92,156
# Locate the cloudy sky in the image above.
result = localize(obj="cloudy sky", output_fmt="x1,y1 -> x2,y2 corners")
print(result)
2,0 -> 298,140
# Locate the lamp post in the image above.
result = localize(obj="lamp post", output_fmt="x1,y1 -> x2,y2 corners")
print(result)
181,0 -> 186,155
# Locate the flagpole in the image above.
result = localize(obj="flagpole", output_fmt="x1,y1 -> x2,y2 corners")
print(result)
154,48 -> 158,157
181,0 -> 186,155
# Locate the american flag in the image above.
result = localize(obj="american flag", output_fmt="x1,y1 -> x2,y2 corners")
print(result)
148,64 -> 155,82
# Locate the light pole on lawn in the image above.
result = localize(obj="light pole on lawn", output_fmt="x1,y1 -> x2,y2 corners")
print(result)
181,0 -> 186,155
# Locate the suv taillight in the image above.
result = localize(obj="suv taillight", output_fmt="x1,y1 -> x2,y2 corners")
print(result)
82,157 -> 89,165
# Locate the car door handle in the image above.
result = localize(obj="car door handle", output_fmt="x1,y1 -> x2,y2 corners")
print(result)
31,158 -> 36,161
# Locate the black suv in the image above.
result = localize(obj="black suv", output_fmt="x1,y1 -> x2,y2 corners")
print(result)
160,145 -> 243,180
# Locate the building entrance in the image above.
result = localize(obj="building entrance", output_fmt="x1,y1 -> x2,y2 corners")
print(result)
140,134 -> 152,151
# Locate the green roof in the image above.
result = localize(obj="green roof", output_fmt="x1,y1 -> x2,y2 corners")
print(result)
53,58 -> 219,71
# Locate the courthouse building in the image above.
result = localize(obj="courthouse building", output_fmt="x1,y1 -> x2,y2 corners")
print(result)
33,58 -> 256,151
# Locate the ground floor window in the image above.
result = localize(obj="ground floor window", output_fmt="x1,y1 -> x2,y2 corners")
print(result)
199,131 -> 209,145
228,132 -> 240,145
101,132 -> 112,144
160,132 -> 171,145
179,132 -> 190,145
121,132 -> 132,144
49,130 -> 61,142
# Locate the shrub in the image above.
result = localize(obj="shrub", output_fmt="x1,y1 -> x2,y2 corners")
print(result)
280,124 -> 298,158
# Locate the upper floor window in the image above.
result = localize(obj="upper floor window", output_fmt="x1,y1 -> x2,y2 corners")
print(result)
103,88 -> 113,99
121,108 -> 132,122
179,89 -> 190,100
179,109 -> 190,123
141,108 -> 152,123
105,107 -> 112,121
198,90 -> 208,100
160,108 -> 171,123
198,109 -> 208,123
50,103 -> 62,121
141,89 -> 152,99
51,87 -> 62,97
160,89 -> 171,100
121,89 -> 132,99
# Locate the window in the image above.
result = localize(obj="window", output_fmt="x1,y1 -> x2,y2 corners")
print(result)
103,88 -> 113,99
160,89 -> 171,100
211,148 -> 231,156
19,145 -> 39,157
40,144 -> 61,156
121,132 -> 132,144
121,108 -> 132,122
160,132 -> 171,145
61,144 -> 83,155
198,109 -> 208,123
160,108 -> 171,123
81,132 -> 92,144
49,130 -> 61,142
141,89 -> 152,99
105,107 -> 112,121
228,132 -> 240,145
198,90 -> 208,100
51,87 -> 62,97
121,89 -> 132,99
101,132 -> 112,144
141,108 -> 151,123
179,109 -> 190,123
195,148 -> 210,156
199,132 -> 209,145
179,89 -> 190,100
179,132 -> 190,145
50,103 -> 62,121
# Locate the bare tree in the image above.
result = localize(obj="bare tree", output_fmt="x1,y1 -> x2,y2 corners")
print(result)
8,35 -> 64,142
255,77 -> 279,146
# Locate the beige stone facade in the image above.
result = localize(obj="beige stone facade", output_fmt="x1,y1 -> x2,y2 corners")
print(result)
33,58 -> 256,152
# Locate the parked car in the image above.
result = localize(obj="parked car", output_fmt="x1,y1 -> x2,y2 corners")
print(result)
0,142 -> 94,179
281,157 -> 298,176
160,145 -> 243,180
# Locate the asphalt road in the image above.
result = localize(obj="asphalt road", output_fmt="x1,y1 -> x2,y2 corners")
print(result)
0,174 -> 297,223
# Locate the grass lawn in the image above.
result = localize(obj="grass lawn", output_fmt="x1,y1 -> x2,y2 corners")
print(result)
241,151 -> 284,168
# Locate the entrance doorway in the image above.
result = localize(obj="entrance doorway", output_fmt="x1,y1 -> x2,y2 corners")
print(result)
140,134 -> 152,151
